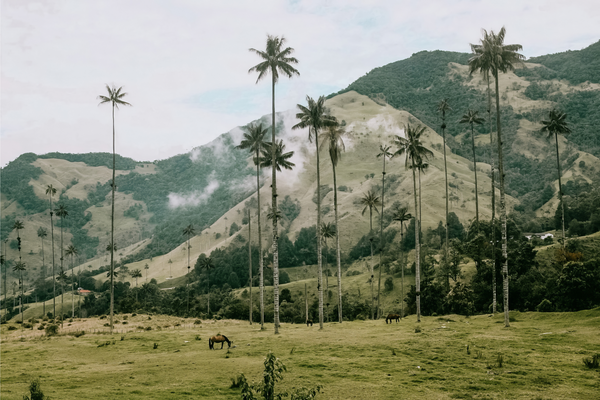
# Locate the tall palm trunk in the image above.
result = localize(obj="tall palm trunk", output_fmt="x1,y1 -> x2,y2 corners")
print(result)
377,167 -> 386,320
110,103 -> 116,334
400,223 -> 405,318
493,72 -> 510,328
256,149 -> 264,329
471,123 -> 480,225
50,202 -> 56,318
71,257 -> 75,318
60,219 -> 64,326
271,74 -> 281,334
412,161 -> 421,322
333,163 -> 343,323
555,131 -> 566,248
369,214 -> 374,320
441,119 -> 450,290
487,77 -> 497,314
248,209 -> 253,325
315,131 -> 324,330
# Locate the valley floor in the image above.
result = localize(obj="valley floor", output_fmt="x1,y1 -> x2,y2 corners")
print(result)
1,309 -> 599,399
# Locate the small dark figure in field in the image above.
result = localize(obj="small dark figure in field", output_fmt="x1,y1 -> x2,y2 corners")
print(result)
307,319 -> 313,327
209,334 -> 232,350
386,314 -> 400,324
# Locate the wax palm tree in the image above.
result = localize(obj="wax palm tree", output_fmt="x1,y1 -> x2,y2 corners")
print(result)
249,35 -> 299,335
168,258 -> 173,278
393,206 -> 412,318
130,269 -> 142,299
541,109 -> 571,248
37,227 -> 48,277
437,98 -> 452,280
320,222 -> 336,273
376,144 -> 393,319
459,110 -> 485,225
469,27 -> 524,327
98,84 -> 131,333
13,261 -> 26,323
360,190 -> 381,319
322,123 -> 346,323
468,39 -> 498,314
292,95 -> 337,330
183,224 -> 195,314
1,248 -> 6,302
144,263 -> 149,283
393,124 -> 433,322
199,256 -> 215,314
45,184 -> 58,317
65,244 -> 78,318
237,123 -> 268,328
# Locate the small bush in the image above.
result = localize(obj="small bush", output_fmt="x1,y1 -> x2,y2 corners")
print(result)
475,350 -> 484,359
153,343 -> 159,349
122,315 -> 128,320
194,319 -> 202,325
230,374 -> 246,389
100,315 -> 106,319
131,313 -> 137,317
536,299 -> 554,312
496,354 -> 504,368
103,323 -> 110,327
414,326 -> 422,333
72,330 -> 85,338
37,325 -> 45,330
583,354 -> 599,369
122,321 -> 128,324
145,326 -> 152,331
45,324 -> 59,336
23,378 -> 49,400
8,325 -> 17,331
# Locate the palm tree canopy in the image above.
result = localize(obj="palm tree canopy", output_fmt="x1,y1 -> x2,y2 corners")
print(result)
438,98 -> 452,117
377,144 -> 393,161
459,109 -> 485,126
468,27 -> 524,78
65,245 -> 78,257
392,206 -> 413,224
541,109 -> 571,138
13,261 -> 26,272
183,224 -> 195,238
12,220 -> 24,231
259,140 -> 295,171
131,269 -> 143,278
238,123 -> 269,165
321,123 -> 346,167
55,204 -> 68,219
392,124 -> 433,169
145,264 -> 149,269
37,227 -> 48,238
106,242 -> 116,252
248,35 -> 299,84
45,184 -> 57,197
360,191 -> 381,216
292,95 -> 337,143
98,85 -> 131,108
200,256 -> 215,271
320,222 -> 336,239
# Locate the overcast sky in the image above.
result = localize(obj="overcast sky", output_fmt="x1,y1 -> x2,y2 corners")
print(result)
2,0 -> 599,166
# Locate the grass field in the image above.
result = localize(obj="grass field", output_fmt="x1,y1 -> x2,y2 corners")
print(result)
2,309 -> 599,399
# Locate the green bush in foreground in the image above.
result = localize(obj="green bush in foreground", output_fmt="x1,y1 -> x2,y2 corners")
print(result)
23,379 -> 49,400
238,351 -> 322,400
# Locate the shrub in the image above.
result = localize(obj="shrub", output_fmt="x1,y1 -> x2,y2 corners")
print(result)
8,325 -> 17,331
45,324 -> 59,336
23,378 -> 48,400
194,319 -> 202,325
72,330 -> 85,338
536,299 -> 554,312
145,326 -> 152,331
583,354 -> 599,369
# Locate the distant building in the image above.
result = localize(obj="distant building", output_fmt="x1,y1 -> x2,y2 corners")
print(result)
78,289 -> 92,296
525,233 -> 554,241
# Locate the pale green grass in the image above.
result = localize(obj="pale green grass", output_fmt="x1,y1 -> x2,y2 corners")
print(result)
2,309 -> 599,400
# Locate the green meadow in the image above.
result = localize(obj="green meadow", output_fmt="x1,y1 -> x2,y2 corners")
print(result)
2,309 -> 599,399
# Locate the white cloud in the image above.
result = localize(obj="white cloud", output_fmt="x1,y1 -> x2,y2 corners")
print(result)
168,179 -> 220,209
2,0 -> 598,166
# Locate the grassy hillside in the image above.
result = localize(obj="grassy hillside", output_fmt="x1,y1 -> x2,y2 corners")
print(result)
2,309 -> 599,399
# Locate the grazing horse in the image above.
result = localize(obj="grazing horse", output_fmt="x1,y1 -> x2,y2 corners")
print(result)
306,319 -> 313,327
386,314 -> 400,324
209,334 -> 232,350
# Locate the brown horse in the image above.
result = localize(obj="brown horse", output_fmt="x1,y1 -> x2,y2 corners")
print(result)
386,314 -> 400,324
209,334 -> 232,350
